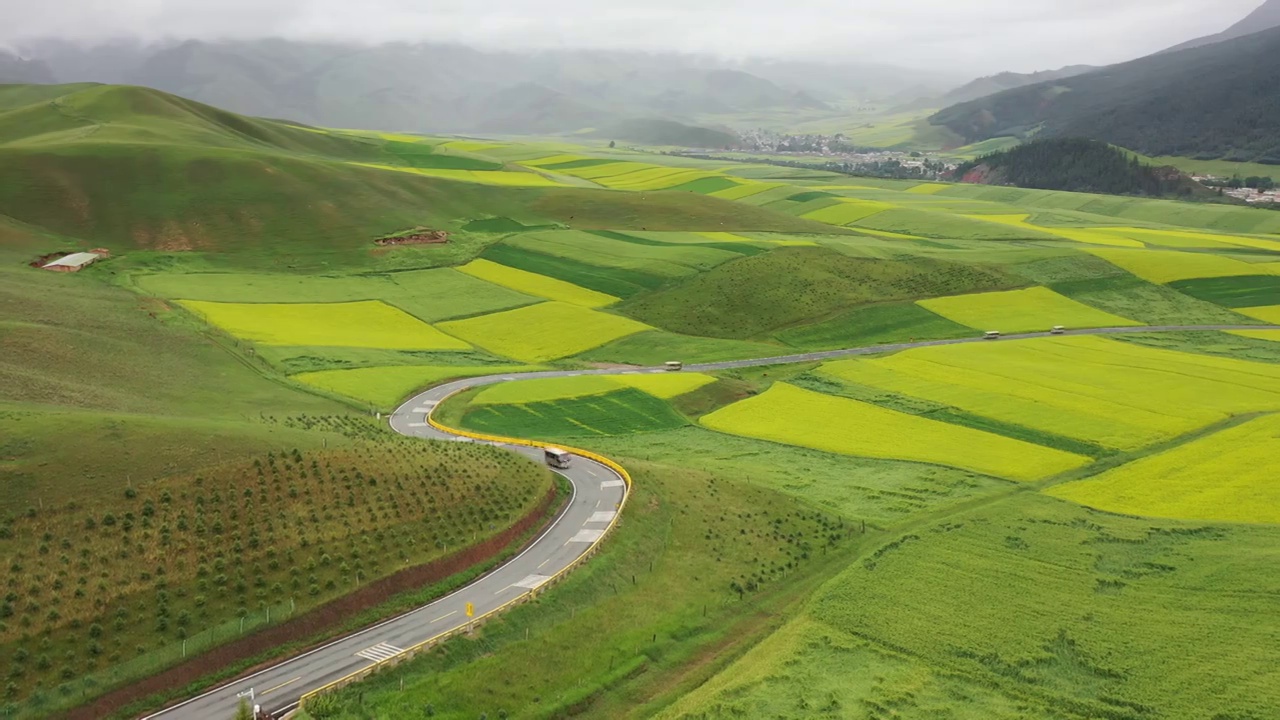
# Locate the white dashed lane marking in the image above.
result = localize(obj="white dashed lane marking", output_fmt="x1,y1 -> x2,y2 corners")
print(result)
514,574 -> 551,590
356,642 -> 404,663
569,529 -> 605,543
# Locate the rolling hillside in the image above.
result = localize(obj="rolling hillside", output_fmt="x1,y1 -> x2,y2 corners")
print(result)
930,26 -> 1280,164
0,83 -> 827,268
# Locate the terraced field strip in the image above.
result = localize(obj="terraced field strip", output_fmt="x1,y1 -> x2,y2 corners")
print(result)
349,162 -> 568,186
179,300 -> 472,350
458,259 -> 620,308
1047,412 -> 1280,523
820,335 -> 1280,450
918,286 -> 1139,333
700,382 -> 1089,481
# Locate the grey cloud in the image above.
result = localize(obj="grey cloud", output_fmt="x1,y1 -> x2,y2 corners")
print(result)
6,0 -> 1263,73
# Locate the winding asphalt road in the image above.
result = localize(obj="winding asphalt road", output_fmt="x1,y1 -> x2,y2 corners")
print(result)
143,323 -> 1267,719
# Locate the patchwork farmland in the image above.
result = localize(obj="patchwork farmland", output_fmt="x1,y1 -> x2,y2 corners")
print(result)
4,95 -> 1280,720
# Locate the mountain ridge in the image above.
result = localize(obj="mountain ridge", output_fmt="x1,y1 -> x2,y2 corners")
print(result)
14,40 -> 952,136
929,25 -> 1280,164
1164,0 -> 1280,53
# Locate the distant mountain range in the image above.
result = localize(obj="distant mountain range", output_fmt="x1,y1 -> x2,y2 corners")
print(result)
0,49 -> 54,84
12,39 -> 959,136
1164,0 -> 1280,52
930,24 -> 1280,164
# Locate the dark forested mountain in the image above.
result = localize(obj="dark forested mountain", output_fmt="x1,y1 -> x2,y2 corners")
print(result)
930,26 -> 1280,164
1164,0 -> 1280,53
0,50 -> 54,84
14,39 -> 950,136
953,138 -> 1204,196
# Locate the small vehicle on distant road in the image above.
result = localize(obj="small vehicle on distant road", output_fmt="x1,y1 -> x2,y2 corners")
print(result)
545,447 -> 573,469
983,331 -> 1002,340
1051,326 -> 1067,335
664,360 -> 683,371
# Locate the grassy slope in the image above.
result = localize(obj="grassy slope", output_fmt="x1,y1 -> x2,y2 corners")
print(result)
0,236 -> 352,511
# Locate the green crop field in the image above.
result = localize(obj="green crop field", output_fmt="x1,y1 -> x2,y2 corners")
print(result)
1171,275 -> 1280,307
1048,413 -> 1280,523
461,388 -> 689,438
701,383 -> 1089,480
820,335 -> 1280,450
437,302 -> 652,362
775,302 -> 973,350
918,286 -> 1139,332
1052,275 -> 1259,325
179,300 -> 472,350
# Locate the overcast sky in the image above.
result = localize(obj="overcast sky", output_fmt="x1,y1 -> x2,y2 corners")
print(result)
5,0 -> 1264,74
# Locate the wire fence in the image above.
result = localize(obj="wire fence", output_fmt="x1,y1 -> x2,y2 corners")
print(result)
9,598 -> 298,719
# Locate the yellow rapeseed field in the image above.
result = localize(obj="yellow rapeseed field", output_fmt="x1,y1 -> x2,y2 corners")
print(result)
1087,248 -> 1276,284
710,183 -> 784,200
700,383 -> 1089,481
803,201 -> 893,226
437,302 -> 651,362
1047,413 -> 1280,524
917,286 -> 1139,333
1238,305 -> 1280,324
905,183 -> 949,194
614,372 -> 716,398
458,259 -> 619,308
821,336 -> 1280,450
180,300 -> 471,350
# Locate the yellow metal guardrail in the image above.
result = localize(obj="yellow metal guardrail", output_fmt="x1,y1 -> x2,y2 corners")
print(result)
296,387 -> 632,709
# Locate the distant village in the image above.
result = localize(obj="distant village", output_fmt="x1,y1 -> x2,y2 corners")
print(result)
1193,175 -> 1280,204
669,129 -> 958,181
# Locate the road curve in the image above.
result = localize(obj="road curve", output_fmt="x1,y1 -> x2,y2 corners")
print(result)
143,323 -> 1267,718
